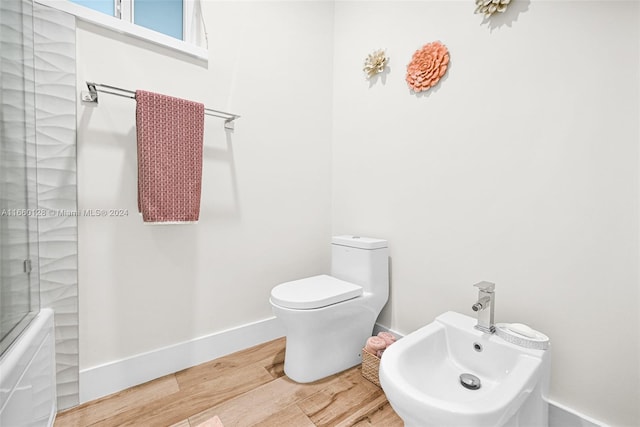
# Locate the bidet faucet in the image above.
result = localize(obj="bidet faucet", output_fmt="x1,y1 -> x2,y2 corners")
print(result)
471,281 -> 495,333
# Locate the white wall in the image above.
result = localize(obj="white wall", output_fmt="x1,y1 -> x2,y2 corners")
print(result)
76,1 -> 334,368
74,1 -> 640,425
331,1 -> 639,426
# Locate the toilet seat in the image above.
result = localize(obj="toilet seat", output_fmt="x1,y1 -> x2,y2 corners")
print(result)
270,274 -> 363,310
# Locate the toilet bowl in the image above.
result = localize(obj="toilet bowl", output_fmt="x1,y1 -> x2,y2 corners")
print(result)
270,235 -> 389,383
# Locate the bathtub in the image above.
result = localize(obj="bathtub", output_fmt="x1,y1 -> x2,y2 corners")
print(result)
0,308 -> 57,426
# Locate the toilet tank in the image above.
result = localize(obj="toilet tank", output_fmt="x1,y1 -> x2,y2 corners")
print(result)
330,236 -> 389,296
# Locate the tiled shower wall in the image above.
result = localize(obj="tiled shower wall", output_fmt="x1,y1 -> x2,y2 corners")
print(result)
34,3 -> 79,411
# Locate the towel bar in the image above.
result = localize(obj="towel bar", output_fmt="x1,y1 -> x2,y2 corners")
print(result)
81,81 -> 240,130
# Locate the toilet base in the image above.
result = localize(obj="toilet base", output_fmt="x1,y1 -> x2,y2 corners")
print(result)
271,297 -> 381,383
283,322 -> 369,383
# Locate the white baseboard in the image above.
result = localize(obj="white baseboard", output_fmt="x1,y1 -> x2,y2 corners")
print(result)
547,398 -> 606,427
372,322 -> 402,338
79,317 -> 285,404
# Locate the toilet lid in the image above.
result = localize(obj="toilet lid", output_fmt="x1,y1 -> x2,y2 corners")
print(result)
271,275 -> 363,310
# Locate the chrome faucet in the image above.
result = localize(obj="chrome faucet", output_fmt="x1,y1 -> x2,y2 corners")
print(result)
471,281 -> 495,333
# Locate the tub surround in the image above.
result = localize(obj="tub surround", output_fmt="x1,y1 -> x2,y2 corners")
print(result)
0,309 -> 56,426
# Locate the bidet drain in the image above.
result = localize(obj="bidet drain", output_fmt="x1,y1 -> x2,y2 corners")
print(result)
459,373 -> 481,390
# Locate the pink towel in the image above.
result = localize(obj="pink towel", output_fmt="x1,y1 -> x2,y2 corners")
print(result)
378,331 -> 396,346
136,90 -> 204,223
364,336 -> 387,355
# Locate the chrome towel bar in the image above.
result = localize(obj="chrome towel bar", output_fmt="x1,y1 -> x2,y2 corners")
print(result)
81,81 -> 240,130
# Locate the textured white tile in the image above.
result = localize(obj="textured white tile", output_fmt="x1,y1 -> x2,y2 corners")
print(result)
34,3 -> 78,411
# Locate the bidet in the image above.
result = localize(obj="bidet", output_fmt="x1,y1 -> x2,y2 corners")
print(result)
379,311 -> 551,427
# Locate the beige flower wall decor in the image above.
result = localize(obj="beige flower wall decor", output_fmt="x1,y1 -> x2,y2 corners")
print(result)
475,0 -> 512,17
405,41 -> 450,93
363,49 -> 389,79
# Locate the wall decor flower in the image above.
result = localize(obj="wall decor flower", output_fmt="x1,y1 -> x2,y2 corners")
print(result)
475,0 -> 512,16
363,49 -> 389,79
405,41 -> 449,93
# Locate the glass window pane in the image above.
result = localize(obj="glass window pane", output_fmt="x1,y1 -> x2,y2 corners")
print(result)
134,0 -> 183,40
69,0 -> 114,16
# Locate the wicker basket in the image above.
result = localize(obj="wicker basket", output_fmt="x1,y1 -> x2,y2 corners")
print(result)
361,348 -> 381,387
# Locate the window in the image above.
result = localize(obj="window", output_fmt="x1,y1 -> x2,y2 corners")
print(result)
70,0 -> 114,16
35,0 -> 207,60
70,0 -> 184,40
134,0 -> 183,41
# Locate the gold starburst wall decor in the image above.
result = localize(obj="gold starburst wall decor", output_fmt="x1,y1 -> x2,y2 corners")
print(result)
475,0 -> 512,16
363,49 -> 389,79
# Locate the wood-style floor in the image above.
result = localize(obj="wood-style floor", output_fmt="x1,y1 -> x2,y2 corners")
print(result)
54,338 -> 403,427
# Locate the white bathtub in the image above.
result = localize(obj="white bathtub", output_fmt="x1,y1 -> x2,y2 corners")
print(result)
0,308 -> 56,426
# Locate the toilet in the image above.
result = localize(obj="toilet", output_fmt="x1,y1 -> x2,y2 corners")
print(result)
270,235 -> 389,383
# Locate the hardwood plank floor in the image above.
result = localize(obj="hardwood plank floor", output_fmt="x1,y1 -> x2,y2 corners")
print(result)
55,338 -> 403,427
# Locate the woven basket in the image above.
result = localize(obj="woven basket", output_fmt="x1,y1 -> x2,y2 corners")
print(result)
361,348 -> 381,387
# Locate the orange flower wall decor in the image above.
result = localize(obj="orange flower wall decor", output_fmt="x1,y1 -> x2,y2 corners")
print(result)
405,41 -> 450,93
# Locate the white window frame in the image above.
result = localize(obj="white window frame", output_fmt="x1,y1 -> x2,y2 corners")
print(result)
34,0 -> 207,60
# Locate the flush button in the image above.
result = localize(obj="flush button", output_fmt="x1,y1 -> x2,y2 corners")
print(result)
460,373 -> 481,390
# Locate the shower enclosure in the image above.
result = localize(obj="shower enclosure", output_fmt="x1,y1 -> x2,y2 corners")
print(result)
1,0 -> 78,418
0,0 -> 41,358
1,1 -> 58,425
